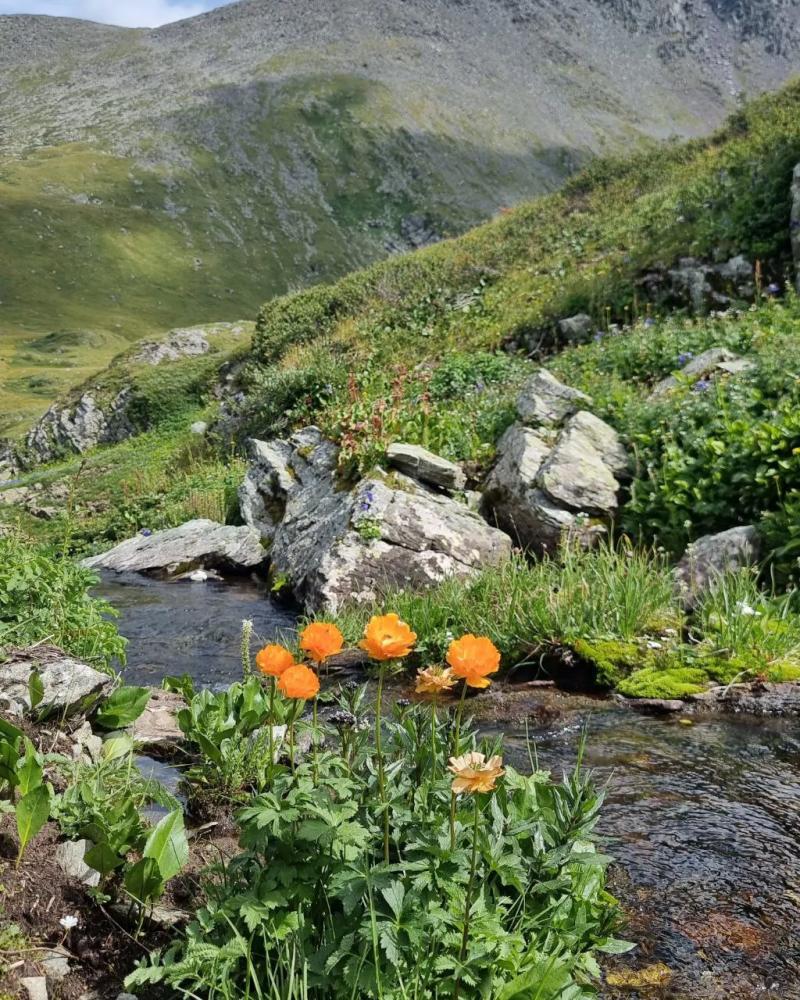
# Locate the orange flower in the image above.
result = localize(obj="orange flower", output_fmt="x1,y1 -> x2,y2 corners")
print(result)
446,634 -> 500,689
299,622 -> 344,664
277,664 -> 320,700
359,613 -> 416,661
255,644 -> 295,678
448,752 -> 505,795
415,665 -> 457,697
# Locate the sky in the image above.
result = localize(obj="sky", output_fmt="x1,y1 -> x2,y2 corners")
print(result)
0,0 -> 235,27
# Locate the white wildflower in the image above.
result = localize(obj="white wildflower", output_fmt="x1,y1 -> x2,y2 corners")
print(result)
646,640 -> 663,649
736,601 -> 761,617
59,915 -> 79,931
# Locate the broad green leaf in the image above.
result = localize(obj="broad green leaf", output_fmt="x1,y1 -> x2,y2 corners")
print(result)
0,717 -> 22,746
16,739 -> 42,796
94,686 -> 150,730
16,785 -> 50,860
143,808 -> 189,882
28,670 -> 44,711
102,733 -> 135,760
124,857 -> 162,905
85,840 -> 124,876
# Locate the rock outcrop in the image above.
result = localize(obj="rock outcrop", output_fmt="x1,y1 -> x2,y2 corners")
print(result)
386,442 -> 466,491
640,255 -> 755,314
0,645 -> 112,718
482,371 -> 628,552
82,519 -> 266,576
130,326 -> 212,365
650,347 -> 754,397
26,390 -> 135,464
792,163 -> 800,293
240,428 -> 511,611
674,524 -> 762,609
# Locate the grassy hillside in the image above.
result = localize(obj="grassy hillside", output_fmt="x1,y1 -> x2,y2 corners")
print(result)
2,0 -> 798,432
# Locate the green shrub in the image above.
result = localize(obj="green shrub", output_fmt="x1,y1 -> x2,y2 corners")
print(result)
129,684 -> 626,998
0,532 -> 126,671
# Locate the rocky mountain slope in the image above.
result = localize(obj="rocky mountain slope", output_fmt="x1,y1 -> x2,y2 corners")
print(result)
1,0 -> 799,435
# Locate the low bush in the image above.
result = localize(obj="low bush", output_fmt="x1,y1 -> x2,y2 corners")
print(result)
129,619 -> 627,998
0,532 -> 126,671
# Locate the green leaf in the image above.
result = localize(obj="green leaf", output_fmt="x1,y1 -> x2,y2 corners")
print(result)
16,785 -> 50,861
597,937 -> 636,955
143,808 -> 189,883
16,739 -> 43,796
124,857 -> 162,905
0,717 -> 22,747
28,670 -> 44,711
85,840 -> 124,876
102,733 -> 135,760
94,686 -> 150,730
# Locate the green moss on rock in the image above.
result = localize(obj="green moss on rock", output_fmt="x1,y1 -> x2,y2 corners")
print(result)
618,666 -> 709,700
571,638 -> 643,688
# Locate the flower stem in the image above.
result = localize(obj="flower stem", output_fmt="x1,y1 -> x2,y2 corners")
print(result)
449,684 -> 468,850
288,720 -> 296,776
375,662 -> 389,863
268,678 -> 276,774
453,796 -> 480,1000
312,697 -> 319,785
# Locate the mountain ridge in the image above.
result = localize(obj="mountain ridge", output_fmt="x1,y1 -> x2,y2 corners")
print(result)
1,0 -> 799,434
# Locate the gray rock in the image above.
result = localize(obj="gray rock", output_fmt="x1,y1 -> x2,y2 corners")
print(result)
563,410 -> 629,480
619,696 -> 686,714
651,347 -> 742,396
0,646 -> 112,718
131,327 -> 210,365
20,978 -> 48,1000
667,258 -> 716,313
71,721 -> 103,763
792,163 -> 800,293
82,519 -> 266,576
516,369 -> 590,427
557,313 -> 593,342
55,840 -> 100,887
386,442 -> 466,491
190,420 -> 209,435
241,428 -> 510,611
688,682 -> 800,717
26,389 -> 134,463
132,689 -> 185,749
537,418 -> 621,514
715,254 -> 753,286
674,525 -> 762,609
41,951 -> 71,983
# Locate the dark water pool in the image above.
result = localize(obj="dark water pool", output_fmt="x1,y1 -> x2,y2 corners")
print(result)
94,571 -> 298,688
96,574 -> 800,998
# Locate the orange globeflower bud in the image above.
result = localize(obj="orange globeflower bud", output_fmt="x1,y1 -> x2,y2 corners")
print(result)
255,644 -> 296,678
359,613 -> 417,661
299,622 -> 344,664
446,634 -> 501,689
277,664 -> 320,700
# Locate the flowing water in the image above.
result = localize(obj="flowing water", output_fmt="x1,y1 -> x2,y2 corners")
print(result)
95,574 -> 800,999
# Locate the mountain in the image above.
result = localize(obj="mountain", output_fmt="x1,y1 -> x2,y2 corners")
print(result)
1,0 -> 799,435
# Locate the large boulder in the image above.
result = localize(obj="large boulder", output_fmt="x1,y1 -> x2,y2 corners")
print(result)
517,369 -> 590,427
240,428 -> 511,611
674,525 -> 762,609
82,519 -> 266,576
557,314 -> 593,343
386,443 -> 466,491
482,374 -> 627,552
131,326 -> 212,365
792,163 -> 800,293
26,389 -> 134,463
0,646 -> 112,718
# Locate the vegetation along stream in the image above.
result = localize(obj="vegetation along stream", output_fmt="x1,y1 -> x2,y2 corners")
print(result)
97,574 -> 800,999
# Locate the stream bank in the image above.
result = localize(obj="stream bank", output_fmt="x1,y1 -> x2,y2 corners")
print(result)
94,573 -> 800,999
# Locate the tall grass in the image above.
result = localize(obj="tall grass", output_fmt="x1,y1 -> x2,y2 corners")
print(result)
329,541 -> 680,667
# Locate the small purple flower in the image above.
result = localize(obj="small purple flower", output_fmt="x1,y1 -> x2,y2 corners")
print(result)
474,379 -> 486,394
644,318 -> 656,328
677,352 -> 694,367
766,283 -> 781,296
692,379 -> 712,393
140,528 -> 153,537
359,501 -> 371,512
593,331 -> 604,343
